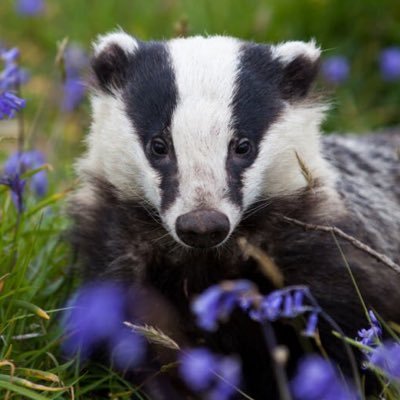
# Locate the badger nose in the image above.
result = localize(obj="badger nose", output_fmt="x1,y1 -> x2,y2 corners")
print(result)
176,210 -> 230,248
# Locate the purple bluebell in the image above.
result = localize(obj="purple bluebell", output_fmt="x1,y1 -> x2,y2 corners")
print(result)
356,310 -> 382,348
192,280 -> 255,331
368,341 -> 400,381
16,0 -> 45,16
0,92 -> 26,119
62,282 -> 145,368
0,175 -> 26,213
4,150 -> 47,197
0,46 -> 26,119
62,77 -> 86,112
179,348 -> 216,391
61,44 -> 89,112
111,328 -> 146,370
321,56 -> 350,84
379,47 -> 400,81
179,348 -> 241,400
291,355 -> 357,400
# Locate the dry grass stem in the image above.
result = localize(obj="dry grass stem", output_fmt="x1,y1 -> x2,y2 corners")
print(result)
124,322 -> 180,351
281,215 -> 400,274
238,237 -> 284,288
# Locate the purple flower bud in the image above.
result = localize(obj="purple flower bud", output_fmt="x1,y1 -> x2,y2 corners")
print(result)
1,48 -> 20,64
111,328 -> 146,370
4,150 -> 47,197
303,312 -> 319,337
192,280 -> 255,331
179,348 -> 241,400
356,310 -> 382,348
0,175 -> 26,213
62,282 -> 145,369
62,77 -> 86,112
16,0 -> 45,16
368,341 -> 400,381
179,348 -> 216,391
0,92 -> 26,119
321,56 -> 350,84
291,355 -> 357,400
379,47 -> 400,81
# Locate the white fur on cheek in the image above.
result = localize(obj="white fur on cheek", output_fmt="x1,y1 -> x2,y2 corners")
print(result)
76,94 -> 161,207
241,103 -> 335,208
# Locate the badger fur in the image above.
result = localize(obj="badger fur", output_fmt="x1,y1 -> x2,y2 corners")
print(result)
69,32 -> 400,399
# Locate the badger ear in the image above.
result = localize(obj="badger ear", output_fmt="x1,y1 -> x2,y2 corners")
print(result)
91,31 -> 138,93
272,40 -> 320,100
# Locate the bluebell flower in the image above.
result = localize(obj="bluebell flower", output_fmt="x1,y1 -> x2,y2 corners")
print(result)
356,310 -> 382,348
62,282 -> 145,368
62,77 -> 86,112
179,348 -> 216,391
110,328 -> 146,370
0,46 -> 26,119
368,341 -> 400,381
379,47 -> 400,81
61,44 -> 88,112
321,56 -> 350,84
0,92 -> 26,119
179,348 -> 241,400
16,0 -> 45,16
192,280 -> 255,331
193,281 -> 321,336
4,150 -> 48,197
0,175 -> 26,213
291,355 -> 357,400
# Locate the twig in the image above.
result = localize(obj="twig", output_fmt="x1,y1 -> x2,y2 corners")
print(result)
281,215 -> 400,274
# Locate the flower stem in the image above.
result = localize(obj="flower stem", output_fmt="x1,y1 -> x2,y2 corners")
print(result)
262,322 -> 292,400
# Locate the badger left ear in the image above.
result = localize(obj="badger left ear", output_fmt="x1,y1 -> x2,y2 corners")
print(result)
91,31 -> 138,93
272,40 -> 320,100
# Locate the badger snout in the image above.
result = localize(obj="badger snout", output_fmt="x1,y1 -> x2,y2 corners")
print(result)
175,209 -> 230,248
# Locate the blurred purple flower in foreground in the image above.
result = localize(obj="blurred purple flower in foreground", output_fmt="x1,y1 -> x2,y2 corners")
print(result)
368,341 -> 400,381
179,348 -> 241,400
16,0 -> 45,16
356,310 -> 382,349
61,44 -> 88,112
0,175 -> 26,213
193,280 -> 321,337
379,47 -> 400,81
291,355 -> 357,400
0,47 -> 26,119
4,150 -> 48,197
321,55 -> 350,84
62,282 -> 145,369
192,280 -> 255,331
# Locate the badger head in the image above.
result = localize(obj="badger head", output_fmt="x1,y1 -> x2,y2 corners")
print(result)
77,32 -> 335,249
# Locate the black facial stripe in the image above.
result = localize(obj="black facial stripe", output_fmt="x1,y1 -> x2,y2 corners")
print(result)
228,43 -> 284,206
123,41 -> 179,211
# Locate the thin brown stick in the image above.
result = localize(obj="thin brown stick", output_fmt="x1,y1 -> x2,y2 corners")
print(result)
281,215 -> 400,274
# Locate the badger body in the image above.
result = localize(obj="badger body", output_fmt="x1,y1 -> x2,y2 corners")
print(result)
70,32 -> 400,399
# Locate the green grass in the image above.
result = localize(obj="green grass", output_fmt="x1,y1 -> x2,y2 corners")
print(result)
1,0 -> 400,398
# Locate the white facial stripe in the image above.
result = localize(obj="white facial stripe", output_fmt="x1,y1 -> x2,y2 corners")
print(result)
167,36 -> 241,215
241,102 -> 334,207
77,94 -> 161,206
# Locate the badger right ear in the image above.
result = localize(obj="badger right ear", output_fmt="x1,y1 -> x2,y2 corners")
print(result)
91,31 -> 138,93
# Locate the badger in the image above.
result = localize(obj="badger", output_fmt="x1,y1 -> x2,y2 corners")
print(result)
69,31 -> 400,399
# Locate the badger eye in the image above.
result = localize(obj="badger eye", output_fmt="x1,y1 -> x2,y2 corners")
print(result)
234,138 -> 252,156
151,138 -> 168,156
